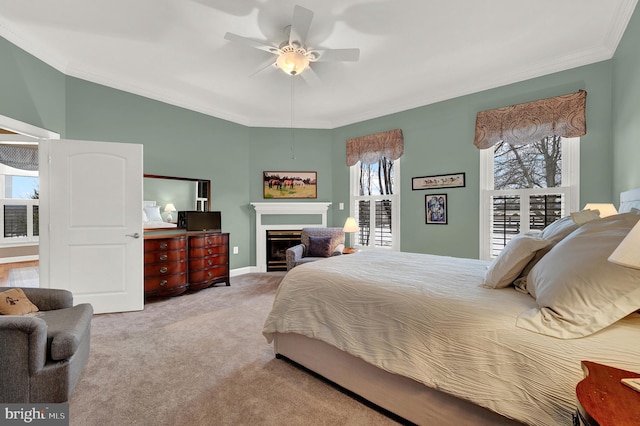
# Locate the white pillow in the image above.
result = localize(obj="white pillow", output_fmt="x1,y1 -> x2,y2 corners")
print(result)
142,209 -> 149,223
540,215 -> 579,243
516,213 -> 640,338
481,231 -> 550,289
570,209 -> 601,226
144,206 -> 163,222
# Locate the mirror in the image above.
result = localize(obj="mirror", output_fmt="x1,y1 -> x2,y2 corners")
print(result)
143,174 -> 210,214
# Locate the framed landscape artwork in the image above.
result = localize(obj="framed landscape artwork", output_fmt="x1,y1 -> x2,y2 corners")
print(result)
425,194 -> 447,224
263,171 -> 317,199
412,172 -> 465,190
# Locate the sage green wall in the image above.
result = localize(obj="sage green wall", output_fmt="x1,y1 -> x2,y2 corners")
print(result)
0,28 -> 633,265
612,5 -> 640,195
247,127 -> 336,266
332,60 -> 614,258
0,37 -> 66,134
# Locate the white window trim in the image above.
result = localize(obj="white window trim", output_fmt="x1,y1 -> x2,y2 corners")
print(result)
479,137 -> 580,260
349,160 -> 401,251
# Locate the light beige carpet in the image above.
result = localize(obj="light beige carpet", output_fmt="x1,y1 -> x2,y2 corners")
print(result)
69,273 -> 397,426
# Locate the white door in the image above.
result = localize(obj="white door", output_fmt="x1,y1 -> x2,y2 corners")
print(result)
39,139 -> 143,314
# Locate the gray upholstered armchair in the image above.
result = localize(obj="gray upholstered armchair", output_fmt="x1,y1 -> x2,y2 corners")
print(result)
286,227 -> 345,271
0,287 -> 93,403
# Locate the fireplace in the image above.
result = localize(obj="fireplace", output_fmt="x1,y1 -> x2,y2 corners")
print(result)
251,202 -> 331,272
266,230 -> 301,272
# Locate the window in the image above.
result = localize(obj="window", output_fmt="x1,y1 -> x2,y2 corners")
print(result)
349,157 -> 400,250
479,136 -> 579,259
0,174 -> 39,242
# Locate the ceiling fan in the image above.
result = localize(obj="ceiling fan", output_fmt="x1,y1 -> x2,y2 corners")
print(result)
224,5 -> 360,85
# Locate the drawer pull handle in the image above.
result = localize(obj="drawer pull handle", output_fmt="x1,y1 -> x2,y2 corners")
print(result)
160,267 -> 168,273
159,255 -> 168,261
159,243 -> 168,249
206,240 -> 211,244
159,280 -> 168,286
207,260 -> 213,266
207,272 -> 213,277
207,249 -> 212,255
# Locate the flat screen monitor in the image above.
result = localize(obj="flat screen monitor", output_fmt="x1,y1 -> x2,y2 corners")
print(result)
177,211 -> 221,231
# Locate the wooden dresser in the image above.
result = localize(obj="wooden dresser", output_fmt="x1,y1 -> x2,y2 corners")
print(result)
188,232 -> 229,291
143,235 -> 188,298
144,230 -> 230,299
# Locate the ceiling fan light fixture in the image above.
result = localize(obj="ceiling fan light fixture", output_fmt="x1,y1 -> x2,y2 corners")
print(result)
276,49 -> 309,76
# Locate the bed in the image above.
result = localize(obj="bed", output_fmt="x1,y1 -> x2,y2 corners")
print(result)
143,201 -> 177,230
262,189 -> 640,426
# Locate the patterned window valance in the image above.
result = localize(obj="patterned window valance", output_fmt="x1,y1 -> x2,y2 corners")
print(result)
346,129 -> 404,166
473,90 -> 587,150
0,145 -> 38,171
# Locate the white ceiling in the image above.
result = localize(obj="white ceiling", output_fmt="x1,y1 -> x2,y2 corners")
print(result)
0,1 -> 637,129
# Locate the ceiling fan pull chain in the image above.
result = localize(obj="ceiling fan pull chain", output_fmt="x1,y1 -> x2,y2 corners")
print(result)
291,77 -> 296,160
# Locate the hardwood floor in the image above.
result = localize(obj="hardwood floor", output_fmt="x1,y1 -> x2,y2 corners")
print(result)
0,260 -> 39,287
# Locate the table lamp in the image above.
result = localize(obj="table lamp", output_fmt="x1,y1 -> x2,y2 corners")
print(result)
608,221 -> 640,269
583,203 -> 618,218
164,203 -> 176,223
343,216 -> 358,254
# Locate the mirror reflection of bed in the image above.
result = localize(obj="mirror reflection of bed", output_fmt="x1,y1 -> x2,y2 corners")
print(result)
143,174 -> 210,230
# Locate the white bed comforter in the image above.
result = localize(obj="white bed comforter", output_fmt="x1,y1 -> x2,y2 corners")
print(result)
263,250 -> 640,426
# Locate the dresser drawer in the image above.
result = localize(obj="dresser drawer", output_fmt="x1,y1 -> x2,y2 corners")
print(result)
189,234 -> 227,248
144,273 -> 188,292
190,265 -> 228,283
188,255 -> 228,270
145,237 -> 187,252
144,260 -> 187,277
144,249 -> 186,264
190,246 -> 227,257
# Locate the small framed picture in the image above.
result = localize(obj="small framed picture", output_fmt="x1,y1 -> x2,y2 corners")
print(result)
425,194 -> 447,224
412,172 -> 465,190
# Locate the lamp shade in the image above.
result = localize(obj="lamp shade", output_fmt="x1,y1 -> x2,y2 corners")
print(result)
343,217 -> 358,233
583,203 -> 617,218
608,221 -> 640,269
164,203 -> 176,212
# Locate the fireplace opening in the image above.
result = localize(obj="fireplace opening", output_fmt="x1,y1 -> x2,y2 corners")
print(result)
266,230 -> 301,272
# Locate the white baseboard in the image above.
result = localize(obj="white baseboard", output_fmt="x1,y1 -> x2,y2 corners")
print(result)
0,255 -> 39,264
230,266 -> 278,276
230,266 -> 254,277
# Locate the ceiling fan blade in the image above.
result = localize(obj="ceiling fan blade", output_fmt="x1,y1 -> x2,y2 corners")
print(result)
312,48 -> 360,62
289,5 -> 313,46
249,59 -> 277,77
224,32 -> 279,54
301,66 -> 321,87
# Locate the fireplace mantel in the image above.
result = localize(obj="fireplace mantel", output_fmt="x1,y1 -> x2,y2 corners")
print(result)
251,202 -> 332,272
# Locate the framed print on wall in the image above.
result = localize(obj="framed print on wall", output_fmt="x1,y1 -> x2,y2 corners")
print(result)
263,171 -> 317,199
425,194 -> 447,224
412,172 -> 465,190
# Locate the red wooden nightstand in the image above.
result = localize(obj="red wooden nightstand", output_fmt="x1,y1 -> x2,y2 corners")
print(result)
575,361 -> 640,426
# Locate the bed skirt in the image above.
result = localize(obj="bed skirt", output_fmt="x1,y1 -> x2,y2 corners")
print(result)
273,332 -> 524,426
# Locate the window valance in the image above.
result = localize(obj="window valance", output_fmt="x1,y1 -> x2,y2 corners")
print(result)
0,145 -> 38,171
473,90 -> 586,150
346,129 -> 404,166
